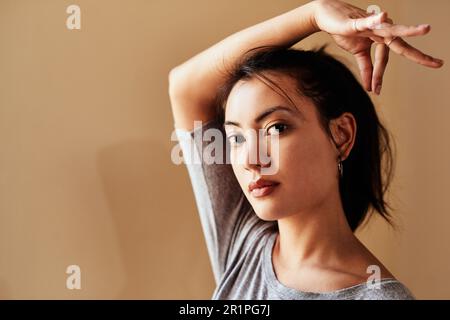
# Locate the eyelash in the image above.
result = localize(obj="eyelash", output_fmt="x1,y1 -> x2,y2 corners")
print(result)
266,123 -> 289,136
227,123 -> 289,146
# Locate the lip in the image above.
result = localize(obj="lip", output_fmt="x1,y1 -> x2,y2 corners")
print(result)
248,178 -> 280,198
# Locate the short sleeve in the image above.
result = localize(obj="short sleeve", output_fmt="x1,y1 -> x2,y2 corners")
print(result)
174,118 -> 273,284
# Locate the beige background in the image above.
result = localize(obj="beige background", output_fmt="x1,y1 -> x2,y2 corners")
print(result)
0,0 -> 449,299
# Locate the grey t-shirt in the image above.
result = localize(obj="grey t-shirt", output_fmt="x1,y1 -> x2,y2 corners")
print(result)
175,118 -> 415,300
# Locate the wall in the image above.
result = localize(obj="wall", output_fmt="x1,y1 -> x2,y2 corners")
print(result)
0,0 -> 448,299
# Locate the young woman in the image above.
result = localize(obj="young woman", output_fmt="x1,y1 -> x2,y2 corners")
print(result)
169,0 -> 443,299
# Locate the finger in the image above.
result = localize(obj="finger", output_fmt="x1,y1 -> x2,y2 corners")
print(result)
369,23 -> 431,38
370,17 -> 392,43
370,35 -> 386,43
388,37 -> 444,68
372,43 -> 390,95
351,11 -> 388,33
353,48 -> 374,91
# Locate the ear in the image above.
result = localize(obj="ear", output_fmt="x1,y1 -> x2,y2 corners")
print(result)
329,113 -> 357,161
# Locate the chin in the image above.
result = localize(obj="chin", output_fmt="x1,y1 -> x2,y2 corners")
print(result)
254,212 -> 279,222
252,198 -> 305,222
251,202 -> 284,221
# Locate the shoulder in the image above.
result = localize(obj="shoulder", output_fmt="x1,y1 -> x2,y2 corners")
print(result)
353,279 -> 416,300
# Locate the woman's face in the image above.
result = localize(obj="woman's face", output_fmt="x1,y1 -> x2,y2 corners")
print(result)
224,72 -> 352,221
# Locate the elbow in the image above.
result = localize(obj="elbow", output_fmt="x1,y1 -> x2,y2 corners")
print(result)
168,66 -> 180,83
168,66 -> 186,99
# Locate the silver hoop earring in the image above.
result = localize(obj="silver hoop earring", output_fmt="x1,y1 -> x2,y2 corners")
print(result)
338,157 -> 344,178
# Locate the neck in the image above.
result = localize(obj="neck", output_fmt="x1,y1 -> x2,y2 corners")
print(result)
274,189 -> 359,270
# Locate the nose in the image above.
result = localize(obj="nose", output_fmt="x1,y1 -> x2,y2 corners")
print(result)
241,131 -> 272,172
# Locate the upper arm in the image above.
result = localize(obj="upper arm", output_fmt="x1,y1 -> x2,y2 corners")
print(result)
175,119 -> 270,284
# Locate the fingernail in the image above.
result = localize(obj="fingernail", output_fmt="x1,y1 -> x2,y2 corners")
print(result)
376,84 -> 382,95
418,24 -> 430,28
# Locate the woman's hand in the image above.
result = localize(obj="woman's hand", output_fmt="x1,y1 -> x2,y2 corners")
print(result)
312,0 -> 444,95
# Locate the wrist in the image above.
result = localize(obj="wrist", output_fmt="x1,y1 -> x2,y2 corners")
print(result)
304,0 -> 322,34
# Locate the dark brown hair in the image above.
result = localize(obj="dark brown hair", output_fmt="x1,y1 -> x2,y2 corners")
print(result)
215,45 -> 396,232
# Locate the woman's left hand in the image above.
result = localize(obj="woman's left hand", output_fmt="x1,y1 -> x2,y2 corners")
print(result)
312,0 -> 444,95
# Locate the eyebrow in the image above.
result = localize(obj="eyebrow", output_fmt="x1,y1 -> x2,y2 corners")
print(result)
224,105 -> 300,128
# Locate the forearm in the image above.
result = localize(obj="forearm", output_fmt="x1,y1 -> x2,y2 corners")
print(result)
169,1 -> 319,108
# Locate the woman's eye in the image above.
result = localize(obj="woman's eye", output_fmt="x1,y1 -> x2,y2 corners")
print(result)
266,123 -> 288,136
227,134 -> 245,145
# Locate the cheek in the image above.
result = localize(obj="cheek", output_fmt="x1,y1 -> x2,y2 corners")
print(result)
227,130 -> 338,219
277,132 -> 337,203
229,155 -> 245,184
230,162 -> 251,202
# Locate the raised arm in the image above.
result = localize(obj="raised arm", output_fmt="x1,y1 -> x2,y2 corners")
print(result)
169,0 -> 444,131
168,1 -> 318,131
